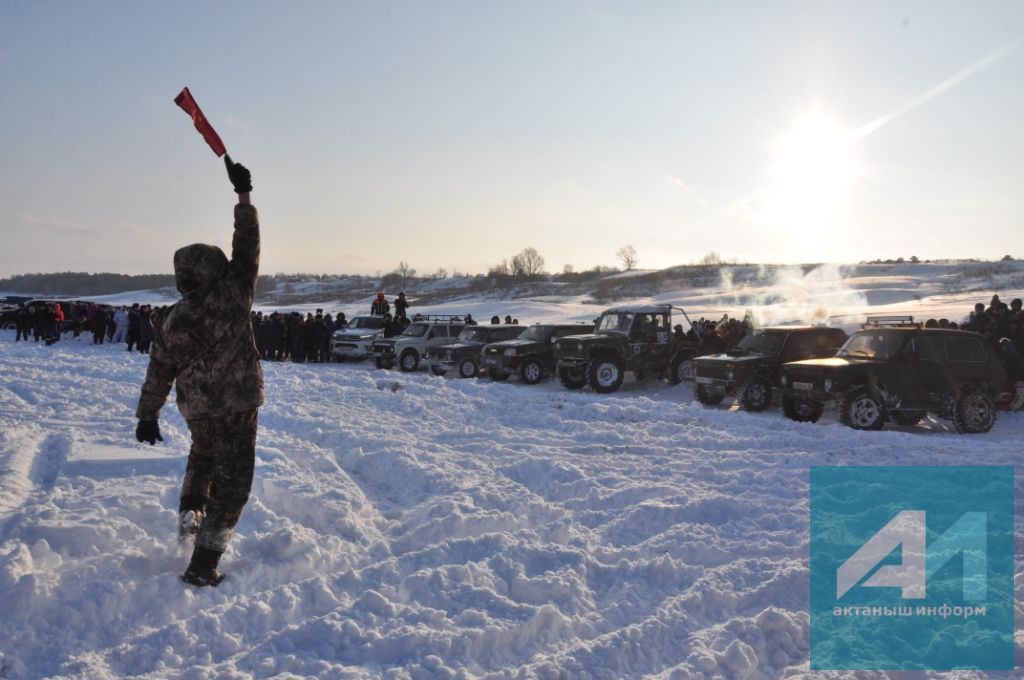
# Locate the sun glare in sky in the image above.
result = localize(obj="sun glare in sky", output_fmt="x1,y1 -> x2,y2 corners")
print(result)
765,112 -> 858,248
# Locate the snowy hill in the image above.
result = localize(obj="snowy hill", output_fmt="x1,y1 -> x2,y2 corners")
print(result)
0,270 -> 1022,678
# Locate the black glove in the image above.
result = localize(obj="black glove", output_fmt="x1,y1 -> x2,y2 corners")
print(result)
136,419 -> 163,446
224,154 -> 253,194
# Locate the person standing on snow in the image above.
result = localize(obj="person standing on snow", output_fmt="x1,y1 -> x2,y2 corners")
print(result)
134,156 -> 264,587
371,292 -> 389,316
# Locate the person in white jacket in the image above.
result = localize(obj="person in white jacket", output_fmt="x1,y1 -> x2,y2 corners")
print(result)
111,307 -> 128,344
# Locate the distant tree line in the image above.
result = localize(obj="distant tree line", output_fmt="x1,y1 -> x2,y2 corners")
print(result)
0,271 -> 277,296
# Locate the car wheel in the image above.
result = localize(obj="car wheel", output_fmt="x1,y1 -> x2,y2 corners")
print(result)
588,356 -> 624,393
669,354 -> 695,384
782,396 -> 822,423
489,369 -> 510,381
0,321 -> 15,331
739,376 -> 773,412
519,359 -> 544,385
374,357 -> 393,370
695,384 -> 726,406
430,365 -> 447,376
952,387 -> 996,434
891,410 -> 925,427
458,358 -> 479,379
559,366 -> 587,389
839,386 -> 886,430
399,349 -> 420,372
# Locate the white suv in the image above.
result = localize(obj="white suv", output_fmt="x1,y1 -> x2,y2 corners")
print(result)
331,315 -> 387,360
370,315 -> 466,371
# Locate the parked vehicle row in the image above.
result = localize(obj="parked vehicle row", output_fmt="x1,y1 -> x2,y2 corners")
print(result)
360,308 -> 1016,435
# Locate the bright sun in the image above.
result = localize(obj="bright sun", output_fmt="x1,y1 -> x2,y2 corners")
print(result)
766,112 -> 856,235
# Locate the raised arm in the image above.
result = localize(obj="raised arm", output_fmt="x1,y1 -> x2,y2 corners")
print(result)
225,156 -> 260,293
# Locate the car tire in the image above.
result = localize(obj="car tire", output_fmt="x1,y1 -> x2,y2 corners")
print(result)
669,354 -> 695,385
0,321 -> 15,331
695,384 -> 726,406
891,410 -> 925,427
489,369 -> 510,381
519,359 -> 544,385
430,365 -> 447,376
559,366 -> 587,389
399,349 -> 420,372
588,356 -> 624,393
952,387 -> 996,434
839,385 -> 886,430
374,357 -> 393,370
782,396 -> 822,423
458,358 -> 479,379
739,376 -> 773,412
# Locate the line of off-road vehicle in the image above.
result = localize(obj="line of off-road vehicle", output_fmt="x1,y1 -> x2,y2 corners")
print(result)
362,306 -> 1016,434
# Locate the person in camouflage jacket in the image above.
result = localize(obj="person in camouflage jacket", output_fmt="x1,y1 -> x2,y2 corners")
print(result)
135,156 -> 263,587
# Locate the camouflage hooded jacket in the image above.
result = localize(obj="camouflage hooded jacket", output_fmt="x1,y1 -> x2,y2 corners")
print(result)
136,204 -> 264,421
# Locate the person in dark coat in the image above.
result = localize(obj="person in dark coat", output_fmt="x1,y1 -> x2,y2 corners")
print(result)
394,292 -> 410,321
126,304 -> 141,351
134,156 -> 263,587
464,314 -> 477,326
138,306 -> 155,354
14,306 -> 30,341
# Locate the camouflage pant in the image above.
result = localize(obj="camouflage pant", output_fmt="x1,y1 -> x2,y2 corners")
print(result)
180,409 -> 258,552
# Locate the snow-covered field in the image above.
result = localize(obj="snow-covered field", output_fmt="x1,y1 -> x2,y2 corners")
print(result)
1,277 -> 1023,678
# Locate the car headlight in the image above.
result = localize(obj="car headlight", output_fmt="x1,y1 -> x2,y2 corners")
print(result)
503,348 -> 517,356
824,378 -> 833,392
780,375 -> 787,386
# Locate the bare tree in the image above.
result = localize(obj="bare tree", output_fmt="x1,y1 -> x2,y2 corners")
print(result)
396,261 -> 416,289
699,251 -> 722,266
434,267 -> 448,279
562,263 -> 575,274
512,247 -> 545,278
616,245 -> 638,271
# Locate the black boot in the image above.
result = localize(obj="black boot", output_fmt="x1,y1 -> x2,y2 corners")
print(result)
182,546 -> 225,587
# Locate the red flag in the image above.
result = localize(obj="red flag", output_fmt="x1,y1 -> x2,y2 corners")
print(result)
173,87 -> 227,157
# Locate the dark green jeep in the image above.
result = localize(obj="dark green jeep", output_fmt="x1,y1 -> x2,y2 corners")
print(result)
482,322 -> 595,383
553,304 -> 704,393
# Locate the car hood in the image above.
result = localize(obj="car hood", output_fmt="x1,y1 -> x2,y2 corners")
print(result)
696,352 -> 769,365
784,357 -> 853,369
434,341 -> 482,351
489,338 -> 543,350
560,332 -> 626,345
335,328 -> 379,338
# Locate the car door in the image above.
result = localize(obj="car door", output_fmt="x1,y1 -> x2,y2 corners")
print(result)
943,334 -> 991,392
898,333 -> 947,408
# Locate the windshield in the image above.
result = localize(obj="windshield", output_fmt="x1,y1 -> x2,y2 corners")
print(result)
838,331 -> 905,360
401,323 -> 429,337
516,325 -> 553,342
348,316 -> 384,330
596,313 -> 633,332
735,330 -> 787,354
456,327 -> 490,343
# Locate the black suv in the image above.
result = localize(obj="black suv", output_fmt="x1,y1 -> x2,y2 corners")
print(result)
553,305 -> 705,393
482,323 -> 595,383
424,324 -> 527,378
693,326 -> 848,411
780,316 -> 1009,433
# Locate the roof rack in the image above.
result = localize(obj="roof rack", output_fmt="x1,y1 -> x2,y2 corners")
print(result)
862,315 -> 920,329
409,314 -> 466,323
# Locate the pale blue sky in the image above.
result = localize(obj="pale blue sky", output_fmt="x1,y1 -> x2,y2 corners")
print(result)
1,1 -> 1021,276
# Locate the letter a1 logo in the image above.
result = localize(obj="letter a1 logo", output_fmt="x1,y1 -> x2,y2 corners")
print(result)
836,510 -> 987,601
810,466 -> 1013,671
